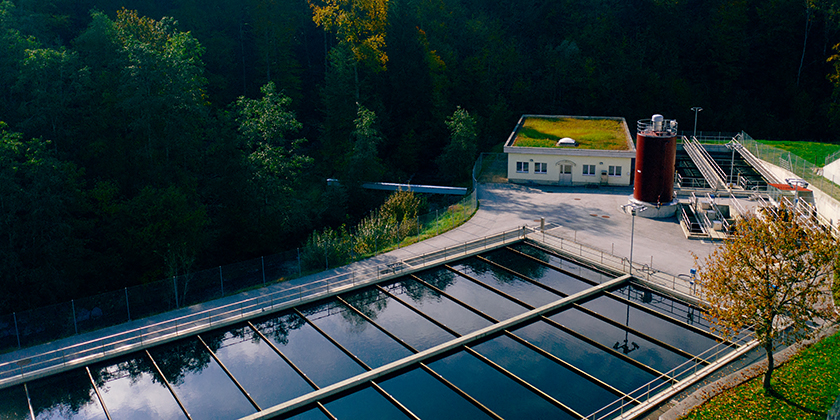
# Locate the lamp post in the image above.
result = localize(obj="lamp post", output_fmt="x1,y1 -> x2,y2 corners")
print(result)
690,107 -> 703,138
621,203 -> 647,275
725,140 -> 742,187
785,178 -> 808,210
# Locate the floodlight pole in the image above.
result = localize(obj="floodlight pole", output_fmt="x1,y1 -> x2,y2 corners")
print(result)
691,107 -> 703,138
725,140 -> 741,187
622,203 -> 647,275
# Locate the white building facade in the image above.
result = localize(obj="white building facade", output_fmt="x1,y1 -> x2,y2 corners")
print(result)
503,115 -> 636,186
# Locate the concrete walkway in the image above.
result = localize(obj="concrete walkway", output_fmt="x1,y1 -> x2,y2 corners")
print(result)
0,183 -> 720,374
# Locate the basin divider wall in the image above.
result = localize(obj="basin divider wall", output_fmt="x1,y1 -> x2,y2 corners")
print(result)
238,276 -> 630,420
144,349 -> 193,420
196,334 -> 261,412
474,253 -> 710,367
409,275 -> 498,323
85,366 -> 112,420
375,284 -> 462,337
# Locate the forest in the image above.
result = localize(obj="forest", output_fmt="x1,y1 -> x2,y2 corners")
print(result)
1,0 -> 840,315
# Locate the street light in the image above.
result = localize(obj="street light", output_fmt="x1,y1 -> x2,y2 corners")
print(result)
621,203 -> 647,275
725,140 -> 743,187
691,107 -> 703,138
785,178 -> 808,210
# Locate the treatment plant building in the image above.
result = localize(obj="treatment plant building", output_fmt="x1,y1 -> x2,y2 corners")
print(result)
504,115 -> 636,186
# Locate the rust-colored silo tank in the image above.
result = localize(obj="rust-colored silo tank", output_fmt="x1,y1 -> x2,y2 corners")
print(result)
633,115 -> 678,204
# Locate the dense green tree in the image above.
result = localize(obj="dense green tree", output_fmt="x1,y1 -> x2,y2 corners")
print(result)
437,106 -> 477,183
235,82 -> 314,249
0,123 -> 82,312
122,185 -> 209,282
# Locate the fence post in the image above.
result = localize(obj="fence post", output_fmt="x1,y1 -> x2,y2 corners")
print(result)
297,248 -> 302,276
125,287 -> 131,322
13,312 -> 20,349
72,300 -> 78,335
262,256 -> 266,286
173,276 -> 179,309
219,266 -> 224,295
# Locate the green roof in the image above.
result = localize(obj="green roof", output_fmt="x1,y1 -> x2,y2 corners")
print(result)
511,116 -> 631,151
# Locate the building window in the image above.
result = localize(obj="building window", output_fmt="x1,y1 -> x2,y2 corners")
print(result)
535,162 -> 547,174
608,165 -> 622,177
516,162 -> 529,173
582,164 -> 596,176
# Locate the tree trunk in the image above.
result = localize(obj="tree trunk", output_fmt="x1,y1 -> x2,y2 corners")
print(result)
763,340 -> 775,391
797,2 -> 813,87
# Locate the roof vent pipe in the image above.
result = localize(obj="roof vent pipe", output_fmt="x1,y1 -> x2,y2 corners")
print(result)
652,114 -> 664,132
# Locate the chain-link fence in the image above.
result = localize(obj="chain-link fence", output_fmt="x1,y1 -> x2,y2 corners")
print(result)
473,152 -> 508,185
0,190 -> 479,354
739,132 -> 840,203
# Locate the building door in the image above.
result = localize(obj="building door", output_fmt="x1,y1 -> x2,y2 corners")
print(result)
558,162 -> 573,184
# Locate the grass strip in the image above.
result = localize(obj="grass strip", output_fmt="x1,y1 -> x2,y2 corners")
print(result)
682,329 -> 840,420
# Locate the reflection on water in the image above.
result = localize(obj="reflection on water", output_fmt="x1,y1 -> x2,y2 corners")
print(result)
451,258 -> 560,308
27,369 -> 105,420
380,367 -> 493,419
201,324 -> 314,409
0,385 -> 30,420
383,280 -> 493,335
429,350 -> 574,420
511,320 -> 657,394
473,334 -> 618,416
300,299 -> 413,369
0,243 -> 737,420
548,309 -> 692,380
342,288 -> 455,351
90,354 -> 185,420
324,386 -> 409,420
148,338 -> 256,419
340,287 -> 389,323
415,268 -> 526,321
252,312 -> 366,386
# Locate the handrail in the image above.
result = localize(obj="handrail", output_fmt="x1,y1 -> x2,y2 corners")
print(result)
735,141 -> 781,184
683,136 -> 724,189
522,227 -> 694,298
583,328 -> 757,419
705,193 -> 731,233
0,227 -> 528,385
695,136 -> 729,184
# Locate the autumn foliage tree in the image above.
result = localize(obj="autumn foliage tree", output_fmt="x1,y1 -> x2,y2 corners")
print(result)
696,206 -> 838,392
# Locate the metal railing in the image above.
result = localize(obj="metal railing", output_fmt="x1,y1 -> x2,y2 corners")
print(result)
0,228 -> 527,386
0,189 -> 479,354
523,227 -> 696,297
682,136 -> 724,190
584,328 -> 757,420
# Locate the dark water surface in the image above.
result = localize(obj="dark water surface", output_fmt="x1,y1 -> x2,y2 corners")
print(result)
90,352 -> 186,420
323,386 -> 409,419
0,243 -> 740,420
148,339 -> 256,419
429,350 -> 575,420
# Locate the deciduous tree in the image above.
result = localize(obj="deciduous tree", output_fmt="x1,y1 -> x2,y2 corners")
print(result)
695,206 -> 838,392
436,106 -> 477,183
235,82 -> 313,248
